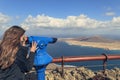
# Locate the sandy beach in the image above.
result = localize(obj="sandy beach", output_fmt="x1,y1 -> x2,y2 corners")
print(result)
59,39 -> 120,50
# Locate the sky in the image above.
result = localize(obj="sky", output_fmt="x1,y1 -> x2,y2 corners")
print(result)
0,0 -> 120,38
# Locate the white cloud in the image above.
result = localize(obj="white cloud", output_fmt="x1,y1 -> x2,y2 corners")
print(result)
110,16 -> 120,27
0,13 -> 10,24
21,14 -> 106,29
105,12 -> 116,16
21,14 -> 120,30
15,16 -> 20,19
20,14 -> 120,36
0,12 -> 119,37
0,13 -> 11,32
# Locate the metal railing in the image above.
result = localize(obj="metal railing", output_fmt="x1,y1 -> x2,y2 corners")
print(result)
52,54 -> 120,76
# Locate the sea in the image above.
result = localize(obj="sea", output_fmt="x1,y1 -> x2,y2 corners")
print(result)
47,41 -> 120,71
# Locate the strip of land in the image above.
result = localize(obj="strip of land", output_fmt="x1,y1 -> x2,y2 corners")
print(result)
60,39 -> 120,50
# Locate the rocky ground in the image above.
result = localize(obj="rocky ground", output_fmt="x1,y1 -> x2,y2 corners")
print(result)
25,64 -> 120,80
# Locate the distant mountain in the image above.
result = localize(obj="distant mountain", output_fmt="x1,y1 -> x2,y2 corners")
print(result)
73,36 -> 115,43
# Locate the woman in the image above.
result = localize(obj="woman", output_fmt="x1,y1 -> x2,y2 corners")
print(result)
0,26 -> 37,80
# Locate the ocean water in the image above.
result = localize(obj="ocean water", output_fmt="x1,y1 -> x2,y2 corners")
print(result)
47,41 -> 120,70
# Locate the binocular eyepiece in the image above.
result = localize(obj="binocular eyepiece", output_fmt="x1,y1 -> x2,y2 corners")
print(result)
25,36 -> 57,49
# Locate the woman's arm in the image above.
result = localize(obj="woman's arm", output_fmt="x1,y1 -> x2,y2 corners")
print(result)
16,42 -> 37,73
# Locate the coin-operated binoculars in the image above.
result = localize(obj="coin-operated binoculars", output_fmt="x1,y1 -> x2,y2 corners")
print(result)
26,36 -> 57,80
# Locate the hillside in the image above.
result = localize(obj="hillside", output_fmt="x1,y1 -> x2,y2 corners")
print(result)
75,36 -> 114,43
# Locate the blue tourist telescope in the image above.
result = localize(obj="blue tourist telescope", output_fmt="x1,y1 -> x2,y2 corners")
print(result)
26,36 -> 57,80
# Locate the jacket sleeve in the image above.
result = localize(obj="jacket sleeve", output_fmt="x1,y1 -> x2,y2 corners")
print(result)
15,46 -> 35,73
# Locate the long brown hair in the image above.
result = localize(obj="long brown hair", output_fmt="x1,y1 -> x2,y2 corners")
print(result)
0,26 -> 25,69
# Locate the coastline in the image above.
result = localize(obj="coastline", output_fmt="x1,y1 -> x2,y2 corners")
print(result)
62,39 -> 120,50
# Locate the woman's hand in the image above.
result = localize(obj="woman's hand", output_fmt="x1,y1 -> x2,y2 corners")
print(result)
30,41 -> 37,53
